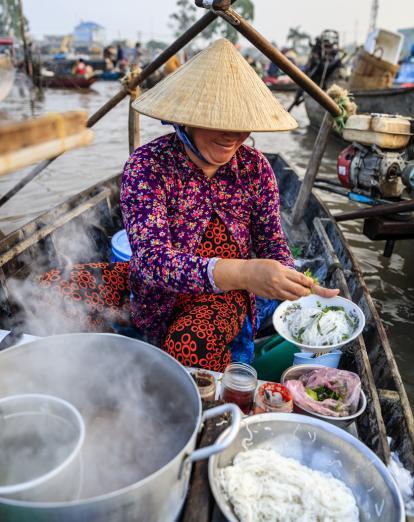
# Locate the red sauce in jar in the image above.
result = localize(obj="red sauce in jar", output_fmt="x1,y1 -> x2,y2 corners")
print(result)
220,363 -> 257,415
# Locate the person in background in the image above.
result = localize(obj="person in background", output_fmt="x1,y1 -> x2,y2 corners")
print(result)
72,58 -> 86,76
164,54 -> 181,75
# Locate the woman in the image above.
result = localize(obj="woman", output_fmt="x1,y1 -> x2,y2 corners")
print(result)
120,39 -> 338,371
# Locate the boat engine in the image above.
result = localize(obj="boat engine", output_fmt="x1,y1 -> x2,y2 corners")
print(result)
337,143 -> 414,198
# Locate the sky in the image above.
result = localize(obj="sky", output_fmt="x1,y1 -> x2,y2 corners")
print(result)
23,0 -> 414,47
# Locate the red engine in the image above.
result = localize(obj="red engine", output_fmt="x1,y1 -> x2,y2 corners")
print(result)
336,145 -> 356,189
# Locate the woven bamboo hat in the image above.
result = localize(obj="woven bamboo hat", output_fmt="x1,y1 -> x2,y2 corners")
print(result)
133,39 -> 297,132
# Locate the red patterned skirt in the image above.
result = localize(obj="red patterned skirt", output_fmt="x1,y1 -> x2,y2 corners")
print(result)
38,214 -> 248,371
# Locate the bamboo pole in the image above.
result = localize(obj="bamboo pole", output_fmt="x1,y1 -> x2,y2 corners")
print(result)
217,7 -> 342,118
291,113 -> 334,225
17,0 -> 32,78
0,8 -> 223,209
128,65 -> 141,154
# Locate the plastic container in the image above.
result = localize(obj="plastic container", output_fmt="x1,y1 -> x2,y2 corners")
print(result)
252,335 -> 297,382
221,362 -> 257,415
293,350 -> 342,368
364,29 -> 403,65
254,382 -> 293,414
0,394 -> 85,502
343,114 -> 412,149
111,229 -> 132,262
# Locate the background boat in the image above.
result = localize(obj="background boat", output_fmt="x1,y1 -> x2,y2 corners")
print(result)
40,74 -> 98,89
304,84 -> 414,129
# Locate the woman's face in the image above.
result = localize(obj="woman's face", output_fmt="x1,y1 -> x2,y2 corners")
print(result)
188,128 -> 250,166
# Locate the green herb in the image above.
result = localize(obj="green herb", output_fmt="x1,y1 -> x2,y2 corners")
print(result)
306,386 -> 343,402
303,269 -> 319,285
294,326 -> 306,343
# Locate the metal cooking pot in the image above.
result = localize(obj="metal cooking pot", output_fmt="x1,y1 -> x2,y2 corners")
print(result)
209,413 -> 405,522
0,333 -> 241,522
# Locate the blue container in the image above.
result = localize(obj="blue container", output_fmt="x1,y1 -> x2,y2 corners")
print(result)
293,350 -> 342,369
111,230 -> 132,262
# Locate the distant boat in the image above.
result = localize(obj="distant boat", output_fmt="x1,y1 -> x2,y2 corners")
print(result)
263,75 -> 297,92
0,54 -> 15,102
97,70 -> 123,81
304,85 -> 414,129
40,74 -> 98,89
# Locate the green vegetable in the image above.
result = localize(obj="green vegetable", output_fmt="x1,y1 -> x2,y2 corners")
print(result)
303,269 -> 319,285
306,385 -> 342,402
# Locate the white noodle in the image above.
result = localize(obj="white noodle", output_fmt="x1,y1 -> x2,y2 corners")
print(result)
218,448 -> 359,522
287,307 -> 355,346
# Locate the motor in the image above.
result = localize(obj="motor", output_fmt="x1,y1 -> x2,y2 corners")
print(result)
337,142 -> 414,199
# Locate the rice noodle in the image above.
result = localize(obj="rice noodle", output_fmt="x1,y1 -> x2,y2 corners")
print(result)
286,306 -> 357,346
218,448 -> 359,522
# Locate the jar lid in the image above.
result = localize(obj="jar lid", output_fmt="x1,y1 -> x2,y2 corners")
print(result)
223,362 -> 257,392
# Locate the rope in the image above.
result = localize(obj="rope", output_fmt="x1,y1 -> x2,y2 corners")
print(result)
326,84 -> 357,134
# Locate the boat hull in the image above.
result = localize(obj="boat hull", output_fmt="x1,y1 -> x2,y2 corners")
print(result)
305,85 -> 414,128
41,75 -> 98,89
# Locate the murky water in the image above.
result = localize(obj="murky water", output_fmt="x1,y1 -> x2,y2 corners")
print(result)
1,78 -> 413,405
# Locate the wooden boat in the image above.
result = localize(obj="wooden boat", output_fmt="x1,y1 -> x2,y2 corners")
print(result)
40,74 -> 98,89
97,70 -> 123,81
0,54 -> 15,102
305,84 -> 414,128
0,151 -> 413,480
263,77 -> 297,92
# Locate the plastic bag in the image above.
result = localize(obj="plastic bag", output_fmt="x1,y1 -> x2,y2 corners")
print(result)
285,367 -> 361,417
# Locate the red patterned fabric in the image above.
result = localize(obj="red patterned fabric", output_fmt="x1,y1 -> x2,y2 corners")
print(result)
38,262 -> 130,331
163,214 -> 249,371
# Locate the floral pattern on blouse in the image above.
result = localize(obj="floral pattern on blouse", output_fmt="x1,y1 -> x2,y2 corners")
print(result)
120,133 -> 294,343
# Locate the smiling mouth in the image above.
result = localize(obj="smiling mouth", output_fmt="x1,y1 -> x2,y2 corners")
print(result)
214,142 -> 235,150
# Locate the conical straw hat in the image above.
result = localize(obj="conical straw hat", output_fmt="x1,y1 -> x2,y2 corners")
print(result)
133,39 -> 297,132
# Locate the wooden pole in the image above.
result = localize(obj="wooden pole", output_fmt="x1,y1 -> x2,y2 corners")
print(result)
217,7 -> 342,118
291,113 -> 334,225
128,65 -> 141,154
335,198 -> 414,222
17,0 -> 32,78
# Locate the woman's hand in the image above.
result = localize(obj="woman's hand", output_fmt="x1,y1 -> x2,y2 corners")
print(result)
214,258 -> 339,301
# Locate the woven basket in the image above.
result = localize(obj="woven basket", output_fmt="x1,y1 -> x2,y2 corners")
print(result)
349,49 -> 399,90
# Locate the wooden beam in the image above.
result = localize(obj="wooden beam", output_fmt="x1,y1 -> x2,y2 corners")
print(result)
335,198 -> 414,222
0,129 -> 94,177
0,188 -> 110,268
363,217 -> 414,240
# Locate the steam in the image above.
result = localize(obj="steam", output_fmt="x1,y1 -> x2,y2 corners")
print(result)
0,209 -> 199,504
0,334 -> 197,502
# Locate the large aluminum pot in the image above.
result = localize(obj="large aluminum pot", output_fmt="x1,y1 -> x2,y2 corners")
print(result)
209,413 -> 405,522
0,333 -> 241,522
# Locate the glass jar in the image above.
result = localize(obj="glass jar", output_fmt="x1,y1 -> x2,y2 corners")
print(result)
221,362 -> 258,414
191,370 -> 216,403
254,382 -> 293,414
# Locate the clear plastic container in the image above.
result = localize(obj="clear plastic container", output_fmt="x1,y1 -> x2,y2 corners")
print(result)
254,382 -> 293,414
221,362 -> 257,414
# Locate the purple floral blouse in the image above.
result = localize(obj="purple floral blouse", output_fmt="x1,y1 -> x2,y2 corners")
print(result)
120,133 -> 294,342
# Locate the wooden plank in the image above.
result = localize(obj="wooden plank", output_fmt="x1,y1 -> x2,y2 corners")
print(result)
180,400 -> 229,522
0,188 -> 110,268
0,129 -> 94,177
363,217 -> 414,240
312,217 -> 391,462
0,111 -> 88,154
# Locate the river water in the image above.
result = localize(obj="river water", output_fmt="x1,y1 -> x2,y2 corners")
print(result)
1,79 -> 413,405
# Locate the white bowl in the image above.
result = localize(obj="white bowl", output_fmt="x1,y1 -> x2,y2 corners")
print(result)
273,295 -> 365,353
